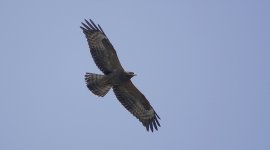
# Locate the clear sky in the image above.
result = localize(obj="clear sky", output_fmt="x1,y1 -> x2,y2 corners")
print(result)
0,0 -> 269,150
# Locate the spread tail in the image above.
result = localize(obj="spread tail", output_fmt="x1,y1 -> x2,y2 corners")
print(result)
85,73 -> 112,97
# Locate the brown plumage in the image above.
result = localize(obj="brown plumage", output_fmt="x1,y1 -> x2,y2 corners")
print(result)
80,19 -> 160,132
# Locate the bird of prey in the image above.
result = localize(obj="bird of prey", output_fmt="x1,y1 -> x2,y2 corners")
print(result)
80,19 -> 160,132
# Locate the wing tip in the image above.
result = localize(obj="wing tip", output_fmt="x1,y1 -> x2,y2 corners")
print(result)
80,19 -> 106,35
144,112 -> 161,132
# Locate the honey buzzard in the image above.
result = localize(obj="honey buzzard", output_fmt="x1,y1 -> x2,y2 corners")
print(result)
80,19 -> 160,132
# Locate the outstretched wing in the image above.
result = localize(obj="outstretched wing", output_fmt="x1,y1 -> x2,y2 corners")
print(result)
113,81 -> 161,132
80,19 -> 124,74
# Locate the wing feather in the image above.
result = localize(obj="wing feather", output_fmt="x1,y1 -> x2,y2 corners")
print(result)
97,24 -> 106,35
81,19 -> 124,74
113,81 -> 161,132
90,19 -> 99,30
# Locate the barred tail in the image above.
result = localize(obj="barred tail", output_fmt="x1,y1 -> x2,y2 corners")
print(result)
85,73 -> 112,97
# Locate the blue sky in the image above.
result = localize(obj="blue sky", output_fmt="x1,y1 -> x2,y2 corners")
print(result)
0,0 -> 269,150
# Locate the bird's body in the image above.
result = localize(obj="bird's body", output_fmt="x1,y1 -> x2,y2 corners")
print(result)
81,19 -> 160,132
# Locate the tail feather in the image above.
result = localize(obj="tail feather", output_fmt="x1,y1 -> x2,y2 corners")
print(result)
85,73 -> 111,97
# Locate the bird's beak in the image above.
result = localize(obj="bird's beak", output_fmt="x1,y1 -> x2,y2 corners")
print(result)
133,74 -> 137,76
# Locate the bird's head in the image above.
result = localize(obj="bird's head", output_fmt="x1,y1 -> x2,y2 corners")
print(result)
125,71 -> 137,79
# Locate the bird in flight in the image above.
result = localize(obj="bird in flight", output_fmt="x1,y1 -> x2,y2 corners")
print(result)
80,19 -> 160,132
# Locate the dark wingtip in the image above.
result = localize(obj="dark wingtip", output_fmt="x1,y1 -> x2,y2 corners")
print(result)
90,19 -> 99,29
98,24 -> 106,35
80,26 -> 85,30
153,119 -> 158,131
145,112 -> 161,132
146,124 -> 149,131
80,19 -> 105,35
155,112 -> 161,119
